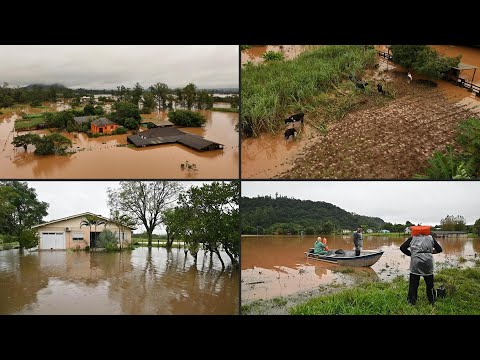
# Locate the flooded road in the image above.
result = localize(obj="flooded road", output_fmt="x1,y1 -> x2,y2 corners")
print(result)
241,235 -> 479,302
0,108 -> 238,179
0,247 -> 239,315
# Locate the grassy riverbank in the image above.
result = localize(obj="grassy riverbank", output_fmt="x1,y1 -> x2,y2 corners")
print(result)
289,262 -> 480,315
241,45 -> 377,136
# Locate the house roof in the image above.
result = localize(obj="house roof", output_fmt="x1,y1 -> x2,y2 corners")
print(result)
92,117 -> 116,126
127,127 -> 223,150
32,212 -> 136,229
73,116 -> 95,124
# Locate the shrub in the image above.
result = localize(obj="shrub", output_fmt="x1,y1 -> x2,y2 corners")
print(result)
18,229 -> 39,250
124,117 -> 139,129
114,127 -> 128,135
84,246 -> 90,252
97,229 -> 118,250
262,51 -> 285,62
30,100 -> 42,107
168,110 -> 206,127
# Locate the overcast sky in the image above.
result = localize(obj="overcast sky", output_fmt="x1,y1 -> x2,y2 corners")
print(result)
0,45 -> 238,89
242,182 -> 480,225
29,181 -> 211,234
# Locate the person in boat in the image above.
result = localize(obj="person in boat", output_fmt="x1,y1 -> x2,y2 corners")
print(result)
314,236 -> 328,255
353,227 -> 363,256
322,237 -> 329,251
400,227 -> 443,305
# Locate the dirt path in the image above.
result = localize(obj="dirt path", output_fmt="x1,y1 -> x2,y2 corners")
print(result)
280,72 -> 480,179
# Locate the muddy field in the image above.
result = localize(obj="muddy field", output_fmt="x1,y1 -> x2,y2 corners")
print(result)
0,105 -> 239,179
241,46 -> 480,179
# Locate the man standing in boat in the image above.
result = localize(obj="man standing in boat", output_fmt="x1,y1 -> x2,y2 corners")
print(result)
353,227 -> 363,256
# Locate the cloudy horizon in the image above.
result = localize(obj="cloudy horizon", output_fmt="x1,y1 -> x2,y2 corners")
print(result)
241,182 -> 480,226
28,181 -> 211,234
0,45 -> 238,90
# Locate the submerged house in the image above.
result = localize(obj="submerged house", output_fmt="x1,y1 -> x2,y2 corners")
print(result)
32,212 -> 134,250
127,127 -> 223,151
91,117 -> 118,134
73,116 -> 95,125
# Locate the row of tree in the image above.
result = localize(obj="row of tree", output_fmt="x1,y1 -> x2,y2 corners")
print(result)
107,181 -> 239,268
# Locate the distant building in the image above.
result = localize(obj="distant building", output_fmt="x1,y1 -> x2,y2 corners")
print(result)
379,229 -> 390,233
91,117 -> 118,134
404,227 -> 411,234
366,229 -> 373,233
342,229 -> 351,234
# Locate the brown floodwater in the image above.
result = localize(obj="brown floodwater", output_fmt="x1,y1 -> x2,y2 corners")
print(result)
241,124 -> 320,178
241,235 -> 479,302
0,247 -> 239,315
241,45 -> 314,65
0,107 -> 239,179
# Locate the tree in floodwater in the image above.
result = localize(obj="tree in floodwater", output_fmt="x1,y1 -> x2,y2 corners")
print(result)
183,83 -> 197,110
11,134 -> 41,151
474,218 -> 480,236
0,181 -> 49,251
170,181 -> 240,269
131,82 -> 144,106
18,229 -> 39,251
440,214 -> 466,231
107,181 -> 183,248
150,82 -> 170,110
390,45 -> 460,79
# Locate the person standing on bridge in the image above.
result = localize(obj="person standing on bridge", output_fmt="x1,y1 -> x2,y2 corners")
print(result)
400,226 -> 443,305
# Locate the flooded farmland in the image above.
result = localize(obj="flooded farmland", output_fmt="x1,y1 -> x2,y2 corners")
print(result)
241,235 -> 479,303
0,106 -> 239,179
241,45 -> 480,179
0,247 -> 239,315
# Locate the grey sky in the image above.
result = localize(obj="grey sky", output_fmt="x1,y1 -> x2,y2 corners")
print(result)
29,181 -> 211,234
241,182 -> 480,225
0,45 -> 238,89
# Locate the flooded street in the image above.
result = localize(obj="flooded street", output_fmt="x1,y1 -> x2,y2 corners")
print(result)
241,235 -> 480,303
0,247 -> 239,315
0,108 -> 238,179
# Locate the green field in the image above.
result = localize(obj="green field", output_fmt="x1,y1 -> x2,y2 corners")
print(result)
15,118 -> 45,130
289,262 -> 480,315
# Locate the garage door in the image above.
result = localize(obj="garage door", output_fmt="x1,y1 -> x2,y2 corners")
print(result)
40,232 -> 66,250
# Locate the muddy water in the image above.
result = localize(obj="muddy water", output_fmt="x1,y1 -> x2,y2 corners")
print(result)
241,45 -> 314,65
241,124 -> 319,178
241,235 -> 479,302
0,108 -> 238,179
431,45 -> 480,85
0,247 -> 239,315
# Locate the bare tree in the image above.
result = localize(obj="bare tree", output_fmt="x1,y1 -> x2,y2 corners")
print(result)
107,181 -> 183,247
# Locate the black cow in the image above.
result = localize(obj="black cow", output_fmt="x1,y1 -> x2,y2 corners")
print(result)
284,112 -> 304,125
284,128 -> 297,140
355,81 -> 368,90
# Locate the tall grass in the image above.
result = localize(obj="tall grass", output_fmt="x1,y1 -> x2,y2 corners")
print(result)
241,45 -> 376,136
290,264 -> 480,315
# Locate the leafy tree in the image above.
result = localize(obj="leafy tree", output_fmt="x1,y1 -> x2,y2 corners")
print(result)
440,214 -> 466,231
12,134 -> 41,151
321,220 -> 334,234
168,110 -> 206,127
111,102 -> 141,127
94,105 -> 105,115
390,45 -> 460,79
83,104 -> 95,115
108,211 -> 136,249
80,214 -> 106,247
124,117 -> 138,129
131,82 -> 144,105
107,181 -> 184,247
116,85 -> 131,102
18,229 -> 39,251
150,82 -> 170,110
473,218 -> 480,236
183,83 -> 197,110
141,92 -> 155,113
0,182 -> 49,250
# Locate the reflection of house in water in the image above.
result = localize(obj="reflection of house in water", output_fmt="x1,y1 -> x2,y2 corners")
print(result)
431,231 -> 468,239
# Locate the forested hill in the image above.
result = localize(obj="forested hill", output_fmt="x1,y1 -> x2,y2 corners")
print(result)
241,196 -> 385,234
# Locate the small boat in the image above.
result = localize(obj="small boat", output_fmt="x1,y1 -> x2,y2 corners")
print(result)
305,248 -> 384,267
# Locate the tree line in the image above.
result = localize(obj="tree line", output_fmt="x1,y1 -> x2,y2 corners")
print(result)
241,195 -> 385,235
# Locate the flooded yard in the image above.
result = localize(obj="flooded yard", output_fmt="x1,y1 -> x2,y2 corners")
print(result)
0,107 -> 239,179
241,235 -> 479,303
0,247 -> 239,315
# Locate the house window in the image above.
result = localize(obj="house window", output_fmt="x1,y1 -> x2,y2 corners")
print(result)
73,232 -> 84,241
